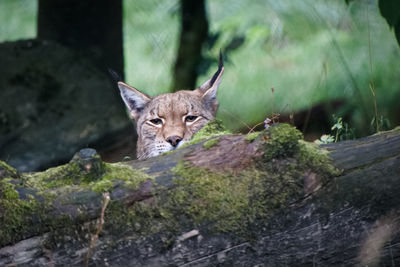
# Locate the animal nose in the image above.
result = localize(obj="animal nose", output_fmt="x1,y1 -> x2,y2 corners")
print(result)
166,136 -> 182,147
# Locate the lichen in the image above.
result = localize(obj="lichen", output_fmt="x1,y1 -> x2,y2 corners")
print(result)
203,138 -> 219,149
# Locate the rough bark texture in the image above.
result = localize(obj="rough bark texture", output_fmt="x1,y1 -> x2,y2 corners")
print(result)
171,0 -> 209,91
0,124 -> 399,266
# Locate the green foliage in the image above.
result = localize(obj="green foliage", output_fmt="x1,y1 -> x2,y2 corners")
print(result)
331,117 -> 344,142
1,0 -> 399,137
0,0 -> 37,41
317,134 -> 335,144
378,0 -> 400,45
204,0 -> 400,135
370,115 -> 392,132
315,115 -> 355,144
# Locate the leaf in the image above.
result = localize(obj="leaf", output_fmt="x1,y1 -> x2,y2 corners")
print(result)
319,134 -> 335,144
378,0 -> 400,27
378,0 -> 400,45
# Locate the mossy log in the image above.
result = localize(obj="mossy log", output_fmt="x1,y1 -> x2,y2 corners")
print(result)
0,124 -> 399,266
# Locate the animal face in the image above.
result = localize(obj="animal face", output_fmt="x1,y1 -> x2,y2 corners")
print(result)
118,56 -> 224,159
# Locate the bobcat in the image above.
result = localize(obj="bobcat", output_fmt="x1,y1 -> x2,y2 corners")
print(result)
118,56 -> 224,160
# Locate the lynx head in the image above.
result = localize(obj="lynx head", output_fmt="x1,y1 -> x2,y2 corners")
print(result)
118,56 -> 224,160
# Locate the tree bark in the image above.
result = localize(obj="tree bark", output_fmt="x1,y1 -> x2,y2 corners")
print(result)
0,125 -> 399,266
37,0 -> 124,79
171,0 -> 209,91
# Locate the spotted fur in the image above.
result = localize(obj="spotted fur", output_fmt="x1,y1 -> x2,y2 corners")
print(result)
118,57 -> 224,160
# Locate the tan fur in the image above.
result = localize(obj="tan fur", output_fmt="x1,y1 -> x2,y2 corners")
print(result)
118,58 -> 224,160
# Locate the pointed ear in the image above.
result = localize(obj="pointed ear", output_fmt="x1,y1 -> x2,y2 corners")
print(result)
118,82 -> 151,120
197,52 -> 224,115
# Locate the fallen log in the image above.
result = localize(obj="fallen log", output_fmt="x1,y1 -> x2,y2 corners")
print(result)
0,123 -> 399,266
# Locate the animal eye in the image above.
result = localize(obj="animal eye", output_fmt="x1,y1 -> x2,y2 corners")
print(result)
150,118 -> 162,125
185,115 -> 198,123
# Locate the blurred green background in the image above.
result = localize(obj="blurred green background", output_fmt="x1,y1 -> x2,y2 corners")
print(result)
1,0 -> 399,139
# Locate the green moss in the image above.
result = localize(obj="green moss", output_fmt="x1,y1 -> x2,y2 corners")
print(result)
69,150 -> 105,181
0,123 -> 341,246
22,160 -> 152,194
259,124 -> 339,179
23,164 -> 75,190
0,179 -> 46,246
245,131 -> 261,142
161,150 -> 176,156
145,124 -> 340,236
1,178 -> 19,199
155,161 -> 304,235
161,120 -> 229,154
103,199 -> 169,238
99,160 -> 291,239
0,154 -> 154,246
203,138 -> 219,149
91,179 -> 113,193
101,123 -> 340,239
263,123 -> 303,160
0,160 -> 18,178
23,153 -> 106,190
90,163 -> 153,193
296,140 -> 341,180
182,119 -> 231,148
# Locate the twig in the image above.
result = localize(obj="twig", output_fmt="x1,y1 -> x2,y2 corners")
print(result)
220,107 -> 252,130
84,192 -> 111,267
367,4 -> 379,132
247,121 -> 264,134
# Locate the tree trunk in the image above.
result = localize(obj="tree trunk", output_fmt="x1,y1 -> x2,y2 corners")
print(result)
171,0 -> 209,91
37,0 -> 124,79
1,124 -> 399,266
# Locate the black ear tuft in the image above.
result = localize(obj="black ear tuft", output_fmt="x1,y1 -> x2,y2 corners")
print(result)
108,68 -> 122,82
210,51 -> 224,87
218,49 -> 224,69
